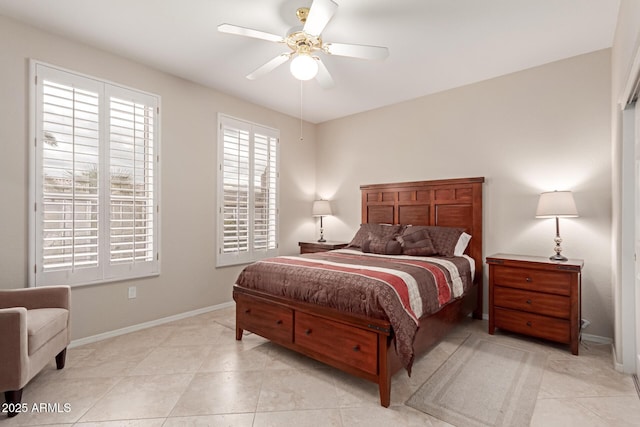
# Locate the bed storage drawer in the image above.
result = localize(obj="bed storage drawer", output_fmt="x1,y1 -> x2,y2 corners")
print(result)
235,294 -> 293,344
294,312 -> 378,375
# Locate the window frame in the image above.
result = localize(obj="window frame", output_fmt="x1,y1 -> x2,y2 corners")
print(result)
216,113 -> 279,267
29,61 -> 161,287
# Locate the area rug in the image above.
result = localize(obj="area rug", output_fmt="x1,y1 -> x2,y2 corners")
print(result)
406,333 -> 547,427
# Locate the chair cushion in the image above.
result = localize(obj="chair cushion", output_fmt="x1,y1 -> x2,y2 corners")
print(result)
26,308 -> 68,355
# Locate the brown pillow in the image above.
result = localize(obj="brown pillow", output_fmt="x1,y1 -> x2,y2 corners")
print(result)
362,233 -> 402,255
398,226 -> 427,244
402,237 -> 437,256
347,223 -> 404,249
398,226 -> 437,256
426,226 -> 464,257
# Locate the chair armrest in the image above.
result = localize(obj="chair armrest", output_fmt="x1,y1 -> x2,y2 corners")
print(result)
0,308 -> 29,391
0,286 -> 70,310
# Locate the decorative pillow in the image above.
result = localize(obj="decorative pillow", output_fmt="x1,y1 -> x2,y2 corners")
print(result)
398,226 -> 437,256
454,232 -> 472,256
398,226 -> 427,244
403,238 -> 437,256
426,226 -> 465,257
347,223 -> 404,249
362,233 -> 402,255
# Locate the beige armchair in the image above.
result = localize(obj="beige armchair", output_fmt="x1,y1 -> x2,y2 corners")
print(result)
0,286 -> 71,418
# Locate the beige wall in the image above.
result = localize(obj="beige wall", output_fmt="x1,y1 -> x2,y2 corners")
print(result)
316,50 -> 613,338
0,15 -> 317,340
0,13 -> 616,342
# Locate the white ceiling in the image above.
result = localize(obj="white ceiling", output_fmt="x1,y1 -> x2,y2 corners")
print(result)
0,0 -> 620,123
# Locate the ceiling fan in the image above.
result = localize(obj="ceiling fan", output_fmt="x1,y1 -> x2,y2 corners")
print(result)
218,0 -> 389,88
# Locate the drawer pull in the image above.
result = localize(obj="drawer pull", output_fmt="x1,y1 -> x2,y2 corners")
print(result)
304,329 -> 312,336
244,309 -> 251,314
525,277 -> 532,283
353,345 -> 360,352
526,321 -> 532,327
275,319 -> 283,325
526,299 -> 532,305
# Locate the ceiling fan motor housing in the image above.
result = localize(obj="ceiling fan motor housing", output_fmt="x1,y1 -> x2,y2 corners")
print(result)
286,7 -> 323,56
286,31 -> 322,55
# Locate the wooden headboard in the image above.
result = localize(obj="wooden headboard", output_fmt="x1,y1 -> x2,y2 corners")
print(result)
360,177 -> 484,285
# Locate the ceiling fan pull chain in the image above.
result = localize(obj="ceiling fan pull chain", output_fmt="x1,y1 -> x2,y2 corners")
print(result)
299,79 -> 304,142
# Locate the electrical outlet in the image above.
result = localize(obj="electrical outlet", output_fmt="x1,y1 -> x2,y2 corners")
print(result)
128,286 -> 137,299
581,318 -> 590,330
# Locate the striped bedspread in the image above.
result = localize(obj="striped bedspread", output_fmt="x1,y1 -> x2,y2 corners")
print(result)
235,249 -> 473,372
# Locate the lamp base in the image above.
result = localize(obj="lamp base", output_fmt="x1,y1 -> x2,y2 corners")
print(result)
549,253 -> 568,262
550,227 -> 568,262
318,224 -> 326,243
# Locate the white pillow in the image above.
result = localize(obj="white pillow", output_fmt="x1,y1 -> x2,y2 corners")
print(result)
454,232 -> 472,256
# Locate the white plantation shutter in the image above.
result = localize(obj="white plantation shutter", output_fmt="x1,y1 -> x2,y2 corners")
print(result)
34,67 -> 103,285
217,115 -> 279,266
31,62 -> 160,287
253,132 -> 278,251
222,124 -> 250,256
106,87 -> 158,278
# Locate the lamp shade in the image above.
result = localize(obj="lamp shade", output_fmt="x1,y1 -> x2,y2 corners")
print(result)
312,199 -> 332,217
535,191 -> 578,218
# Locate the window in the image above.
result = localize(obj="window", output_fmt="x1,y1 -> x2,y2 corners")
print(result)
217,114 -> 279,267
30,62 -> 160,287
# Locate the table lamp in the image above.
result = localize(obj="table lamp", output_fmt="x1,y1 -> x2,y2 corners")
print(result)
535,190 -> 578,261
312,200 -> 332,242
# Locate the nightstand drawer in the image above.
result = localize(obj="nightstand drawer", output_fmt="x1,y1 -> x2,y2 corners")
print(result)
294,311 -> 377,375
493,266 -> 571,296
494,286 -> 570,318
494,307 -> 570,343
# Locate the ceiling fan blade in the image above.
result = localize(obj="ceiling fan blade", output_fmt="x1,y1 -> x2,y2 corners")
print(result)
218,24 -> 284,43
303,0 -> 338,37
315,58 -> 334,89
246,54 -> 291,80
325,42 -> 389,60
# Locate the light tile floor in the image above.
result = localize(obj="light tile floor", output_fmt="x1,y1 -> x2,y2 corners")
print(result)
3,307 -> 640,426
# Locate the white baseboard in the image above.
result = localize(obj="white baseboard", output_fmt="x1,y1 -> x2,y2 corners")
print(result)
69,301 -> 235,348
610,340 -> 640,374
581,333 -> 613,345
612,341 -> 625,372
476,316 -> 613,344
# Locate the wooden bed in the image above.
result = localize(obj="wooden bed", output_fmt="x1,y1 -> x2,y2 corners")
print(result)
233,177 -> 484,407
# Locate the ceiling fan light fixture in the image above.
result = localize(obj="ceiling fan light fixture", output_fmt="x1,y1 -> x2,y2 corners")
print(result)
290,53 -> 318,81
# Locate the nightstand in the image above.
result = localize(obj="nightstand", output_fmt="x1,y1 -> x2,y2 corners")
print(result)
487,253 -> 583,355
299,241 -> 348,254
